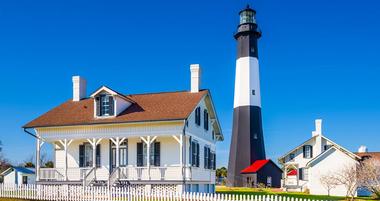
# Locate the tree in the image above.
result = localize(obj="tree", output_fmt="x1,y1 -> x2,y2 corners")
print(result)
357,158 -> 380,198
320,173 -> 340,196
216,167 -> 227,178
334,165 -> 358,201
44,161 -> 54,168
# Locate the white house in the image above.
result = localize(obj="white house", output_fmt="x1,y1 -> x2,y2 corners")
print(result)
0,167 -> 35,185
278,119 -> 360,196
23,64 -> 223,193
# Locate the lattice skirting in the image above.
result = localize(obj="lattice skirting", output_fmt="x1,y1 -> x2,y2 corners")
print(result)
151,184 -> 177,194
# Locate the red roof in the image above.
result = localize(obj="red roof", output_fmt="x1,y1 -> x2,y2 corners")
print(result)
287,169 -> 297,176
240,160 -> 270,174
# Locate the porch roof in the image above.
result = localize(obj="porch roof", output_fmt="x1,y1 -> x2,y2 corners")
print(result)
24,90 -> 208,128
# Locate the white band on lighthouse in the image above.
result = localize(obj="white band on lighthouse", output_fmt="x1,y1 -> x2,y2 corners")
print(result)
233,57 -> 261,108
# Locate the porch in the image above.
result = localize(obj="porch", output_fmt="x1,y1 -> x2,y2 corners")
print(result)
36,134 -> 190,185
281,163 -> 307,192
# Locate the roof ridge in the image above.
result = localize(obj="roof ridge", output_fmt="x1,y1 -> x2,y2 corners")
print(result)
126,89 -> 208,96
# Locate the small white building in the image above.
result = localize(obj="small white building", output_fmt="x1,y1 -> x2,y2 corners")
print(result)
0,167 -> 35,185
278,119 -> 360,196
23,64 -> 223,193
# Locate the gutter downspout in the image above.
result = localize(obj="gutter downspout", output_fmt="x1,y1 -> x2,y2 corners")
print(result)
23,128 -> 39,139
23,128 -> 42,183
182,119 -> 187,192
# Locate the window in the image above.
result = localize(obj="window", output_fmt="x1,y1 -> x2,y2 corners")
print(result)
253,133 -> 258,140
79,143 -> 101,167
22,176 -> 28,185
192,184 -> 199,192
195,107 -> 201,126
204,109 -> 209,130
191,140 -> 200,167
299,168 -> 308,181
324,145 -> 332,151
303,145 -> 313,159
289,153 -> 295,161
111,140 -> 128,168
96,94 -> 114,117
204,146 -> 209,169
136,141 -> 160,167
204,184 -> 209,193
267,176 -> 272,187
84,144 -> 93,167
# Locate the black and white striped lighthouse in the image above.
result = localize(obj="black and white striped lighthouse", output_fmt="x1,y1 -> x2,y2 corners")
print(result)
227,5 -> 266,187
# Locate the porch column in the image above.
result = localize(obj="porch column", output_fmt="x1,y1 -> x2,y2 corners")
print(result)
36,138 -> 44,182
110,137 -> 126,178
87,138 -> 102,180
140,136 -> 157,180
172,135 -> 183,176
173,135 -> 183,167
58,139 -> 73,181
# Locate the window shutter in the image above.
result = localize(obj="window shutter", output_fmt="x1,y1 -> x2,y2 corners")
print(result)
213,153 -> 216,170
96,144 -> 101,167
137,142 -> 143,167
204,146 -> 208,169
310,146 -> 313,158
299,168 -> 304,180
192,141 -> 196,166
196,143 -> 200,167
109,96 -> 115,116
189,137 -> 192,165
303,146 -> 306,158
195,107 -> 201,126
79,144 -> 84,167
95,97 -> 101,116
204,110 -> 209,130
154,142 -> 160,166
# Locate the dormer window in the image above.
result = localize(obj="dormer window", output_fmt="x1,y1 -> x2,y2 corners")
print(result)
90,86 -> 134,118
96,94 -> 114,117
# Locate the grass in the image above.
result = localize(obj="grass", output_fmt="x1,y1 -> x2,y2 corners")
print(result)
216,186 -> 378,201
0,199 -> 33,201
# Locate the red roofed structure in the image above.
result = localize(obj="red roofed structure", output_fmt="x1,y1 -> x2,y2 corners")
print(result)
240,160 -> 270,174
238,159 -> 282,188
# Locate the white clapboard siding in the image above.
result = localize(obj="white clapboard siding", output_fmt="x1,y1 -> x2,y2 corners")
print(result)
0,184 -> 327,201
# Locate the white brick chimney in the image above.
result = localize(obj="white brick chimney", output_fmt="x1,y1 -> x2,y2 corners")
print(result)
72,76 -> 87,101
312,119 -> 323,155
358,145 -> 368,153
190,64 -> 201,93
312,119 -> 322,137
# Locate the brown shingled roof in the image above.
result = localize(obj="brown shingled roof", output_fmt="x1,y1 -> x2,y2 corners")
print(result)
355,152 -> 380,161
24,90 -> 208,128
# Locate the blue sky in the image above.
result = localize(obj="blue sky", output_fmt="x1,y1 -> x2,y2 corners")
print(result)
0,0 -> 379,167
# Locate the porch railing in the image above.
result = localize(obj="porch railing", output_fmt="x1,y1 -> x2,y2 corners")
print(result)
39,168 -> 64,181
39,166 -> 215,183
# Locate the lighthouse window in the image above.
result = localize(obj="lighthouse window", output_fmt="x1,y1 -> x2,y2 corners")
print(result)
253,133 -> 258,139
252,90 -> 255,95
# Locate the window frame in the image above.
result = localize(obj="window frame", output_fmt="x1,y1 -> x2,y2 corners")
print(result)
303,145 -> 313,159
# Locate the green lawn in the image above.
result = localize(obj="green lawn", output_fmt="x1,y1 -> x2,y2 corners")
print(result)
216,186 -> 378,201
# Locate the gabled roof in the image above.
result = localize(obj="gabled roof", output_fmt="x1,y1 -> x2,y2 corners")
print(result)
240,159 -> 282,174
306,146 -> 359,167
0,167 -> 35,176
90,86 -> 135,103
24,90 -> 209,128
240,160 -> 270,174
278,135 -> 360,162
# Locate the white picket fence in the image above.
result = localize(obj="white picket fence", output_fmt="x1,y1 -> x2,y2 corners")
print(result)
0,184 -> 328,201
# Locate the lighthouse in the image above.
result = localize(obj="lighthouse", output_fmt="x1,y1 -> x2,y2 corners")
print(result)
227,5 -> 268,187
